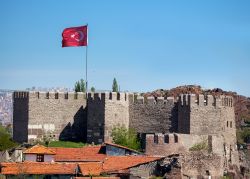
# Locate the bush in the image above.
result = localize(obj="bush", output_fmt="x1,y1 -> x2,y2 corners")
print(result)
111,126 -> 140,151
0,125 -> 17,151
237,128 -> 250,144
189,140 -> 208,151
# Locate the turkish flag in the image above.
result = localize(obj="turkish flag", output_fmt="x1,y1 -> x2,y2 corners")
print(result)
62,25 -> 88,47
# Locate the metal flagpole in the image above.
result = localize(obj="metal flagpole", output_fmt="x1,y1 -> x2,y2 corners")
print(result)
85,24 -> 88,96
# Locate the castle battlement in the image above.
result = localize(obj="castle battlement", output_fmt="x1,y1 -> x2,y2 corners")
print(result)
179,94 -> 233,108
131,95 -> 175,105
13,91 -> 29,98
14,91 -> 86,100
146,133 -> 179,145
87,92 -> 129,102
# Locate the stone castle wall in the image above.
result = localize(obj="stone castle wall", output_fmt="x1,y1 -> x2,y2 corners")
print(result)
178,94 -> 234,135
13,91 -> 87,143
129,96 -> 178,133
13,92 -> 29,143
87,92 -> 129,144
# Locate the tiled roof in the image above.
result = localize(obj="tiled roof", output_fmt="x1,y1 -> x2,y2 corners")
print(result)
0,156 -> 162,176
0,162 -> 77,175
50,146 -> 106,162
78,162 -> 103,176
23,144 -> 56,155
102,156 -> 162,173
104,142 -> 142,154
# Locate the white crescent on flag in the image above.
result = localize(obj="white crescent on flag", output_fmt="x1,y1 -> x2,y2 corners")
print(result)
70,31 -> 84,42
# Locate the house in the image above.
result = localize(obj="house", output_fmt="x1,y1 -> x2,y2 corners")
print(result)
104,142 -> 142,156
0,144 -> 165,179
23,144 -> 56,162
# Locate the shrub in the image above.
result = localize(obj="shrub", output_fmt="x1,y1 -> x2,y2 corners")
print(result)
111,126 -> 140,151
189,139 -> 208,151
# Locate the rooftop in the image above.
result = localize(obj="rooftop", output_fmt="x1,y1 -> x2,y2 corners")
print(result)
23,144 -> 56,155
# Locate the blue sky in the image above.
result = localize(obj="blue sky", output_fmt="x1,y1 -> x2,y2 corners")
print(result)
0,1 -> 250,96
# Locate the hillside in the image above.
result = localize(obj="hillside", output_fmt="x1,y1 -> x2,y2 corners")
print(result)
144,85 -> 250,128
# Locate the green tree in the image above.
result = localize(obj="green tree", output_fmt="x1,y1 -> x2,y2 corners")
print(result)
111,126 -> 140,151
75,79 -> 86,92
0,125 -> 17,151
90,87 -> 95,92
112,78 -> 118,92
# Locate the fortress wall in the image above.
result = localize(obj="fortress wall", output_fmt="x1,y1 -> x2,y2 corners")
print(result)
219,96 -> 239,166
87,93 -> 105,144
87,92 -> 130,144
129,95 -> 178,133
146,133 -> 224,157
13,91 -> 87,143
178,94 -> 223,135
13,92 -> 29,143
104,92 -> 130,142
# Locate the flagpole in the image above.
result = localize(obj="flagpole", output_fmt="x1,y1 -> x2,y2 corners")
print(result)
85,24 -> 88,96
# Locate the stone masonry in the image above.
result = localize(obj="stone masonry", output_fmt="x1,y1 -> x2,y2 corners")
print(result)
13,91 -> 239,176
13,91 -> 87,143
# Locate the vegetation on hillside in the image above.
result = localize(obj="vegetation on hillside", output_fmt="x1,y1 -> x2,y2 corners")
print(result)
111,126 -> 140,151
237,128 -> 250,145
0,124 -> 17,151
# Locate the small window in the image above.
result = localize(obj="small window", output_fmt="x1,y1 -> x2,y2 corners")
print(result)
174,134 -> 178,143
227,121 -> 229,127
164,135 -> 169,143
230,121 -> 232,128
154,135 -> 158,144
36,154 -> 44,162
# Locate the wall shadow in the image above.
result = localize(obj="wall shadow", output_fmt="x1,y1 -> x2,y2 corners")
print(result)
59,106 -> 87,142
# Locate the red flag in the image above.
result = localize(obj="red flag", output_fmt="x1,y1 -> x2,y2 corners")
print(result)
62,25 -> 88,47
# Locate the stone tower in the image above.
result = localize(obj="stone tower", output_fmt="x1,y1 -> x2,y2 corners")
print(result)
87,92 -> 130,144
178,94 -> 239,167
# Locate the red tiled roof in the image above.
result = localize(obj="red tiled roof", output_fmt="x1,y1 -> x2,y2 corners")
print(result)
0,162 -> 77,175
78,162 -> 103,176
50,146 -> 106,162
102,156 -> 162,173
24,144 -> 56,155
104,142 -> 141,154
0,156 -> 162,176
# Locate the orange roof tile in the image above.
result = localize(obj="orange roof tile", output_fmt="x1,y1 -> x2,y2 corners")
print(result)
24,144 -> 56,155
0,162 -> 77,175
78,162 -> 103,176
50,146 -> 106,162
104,142 -> 141,154
102,156 -> 162,173
79,156 -> 162,175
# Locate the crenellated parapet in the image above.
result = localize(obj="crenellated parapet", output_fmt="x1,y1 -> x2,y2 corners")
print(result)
13,91 -> 29,98
130,95 -> 175,105
87,92 -> 129,102
178,94 -> 233,108
26,91 -> 86,100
